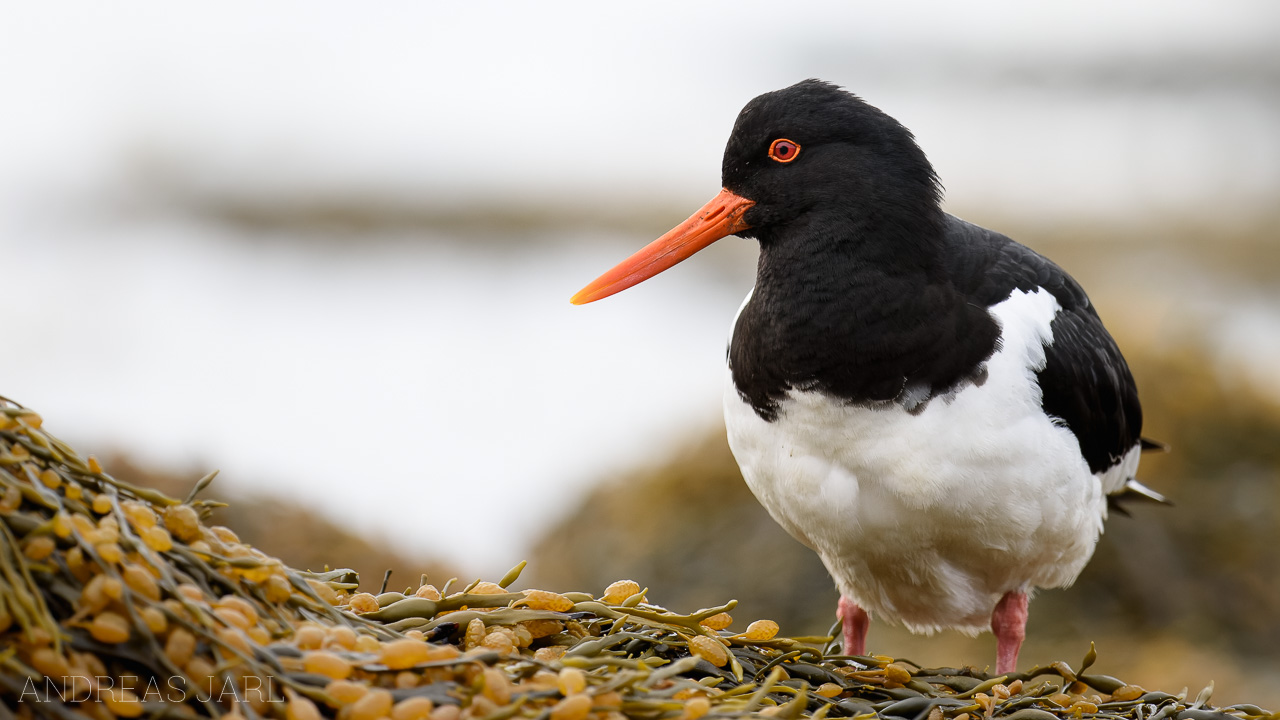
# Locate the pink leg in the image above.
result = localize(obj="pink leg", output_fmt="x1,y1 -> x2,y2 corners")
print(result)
838,595 -> 869,656
991,590 -> 1028,675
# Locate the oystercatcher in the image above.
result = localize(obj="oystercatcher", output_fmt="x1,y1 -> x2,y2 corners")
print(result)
571,80 -> 1165,674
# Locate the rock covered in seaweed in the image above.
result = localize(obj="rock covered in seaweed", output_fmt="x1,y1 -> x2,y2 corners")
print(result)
0,398 -> 1273,720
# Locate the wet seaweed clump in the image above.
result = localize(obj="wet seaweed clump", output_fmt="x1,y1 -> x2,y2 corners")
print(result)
0,396 -> 1275,720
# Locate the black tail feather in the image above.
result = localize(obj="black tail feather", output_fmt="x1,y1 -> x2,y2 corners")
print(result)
1140,437 -> 1169,452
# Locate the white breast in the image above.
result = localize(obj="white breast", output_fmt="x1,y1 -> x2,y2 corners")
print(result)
724,287 -> 1120,634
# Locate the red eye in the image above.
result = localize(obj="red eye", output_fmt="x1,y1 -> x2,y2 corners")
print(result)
768,138 -> 800,163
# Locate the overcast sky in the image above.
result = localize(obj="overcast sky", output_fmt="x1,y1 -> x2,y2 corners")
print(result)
4,1 -> 1277,220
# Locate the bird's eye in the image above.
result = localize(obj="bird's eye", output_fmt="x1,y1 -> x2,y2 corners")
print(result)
768,138 -> 800,163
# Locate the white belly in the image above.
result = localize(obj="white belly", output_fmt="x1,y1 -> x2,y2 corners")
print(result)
723,288 -> 1118,634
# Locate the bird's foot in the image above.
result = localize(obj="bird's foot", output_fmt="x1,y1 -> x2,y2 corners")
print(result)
992,590 -> 1028,675
837,595 -> 869,656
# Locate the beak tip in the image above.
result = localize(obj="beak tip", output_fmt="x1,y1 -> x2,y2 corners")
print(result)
570,188 -> 754,307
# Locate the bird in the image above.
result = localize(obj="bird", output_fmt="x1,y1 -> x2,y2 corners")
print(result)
570,79 -> 1166,675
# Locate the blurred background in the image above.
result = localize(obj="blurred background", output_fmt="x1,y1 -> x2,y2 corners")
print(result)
3,0 -> 1278,705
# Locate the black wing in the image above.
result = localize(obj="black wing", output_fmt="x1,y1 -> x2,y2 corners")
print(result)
941,215 -> 1143,475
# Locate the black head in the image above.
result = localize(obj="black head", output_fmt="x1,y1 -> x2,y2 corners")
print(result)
570,80 -> 947,305
723,80 -> 944,251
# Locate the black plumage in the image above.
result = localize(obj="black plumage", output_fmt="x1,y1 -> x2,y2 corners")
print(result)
725,80 -> 1142,477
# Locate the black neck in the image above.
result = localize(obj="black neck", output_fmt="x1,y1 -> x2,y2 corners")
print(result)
730,214 -> 1000,421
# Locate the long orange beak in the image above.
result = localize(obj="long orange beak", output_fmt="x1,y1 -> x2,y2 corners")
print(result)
571,189 -> 754,305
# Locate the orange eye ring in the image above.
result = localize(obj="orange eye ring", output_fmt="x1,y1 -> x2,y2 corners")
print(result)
768,138 -> 801,163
